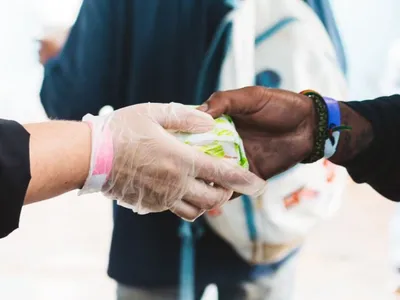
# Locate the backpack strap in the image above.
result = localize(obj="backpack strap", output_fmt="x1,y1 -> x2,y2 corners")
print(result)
242,194 -> 260,263
179,219 -> 205,300
179,221 -> 196,300
178,7 -> 235,300
304,0 -> 347,74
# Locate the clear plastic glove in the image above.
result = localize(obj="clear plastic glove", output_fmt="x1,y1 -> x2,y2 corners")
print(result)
80,103 -> 266,220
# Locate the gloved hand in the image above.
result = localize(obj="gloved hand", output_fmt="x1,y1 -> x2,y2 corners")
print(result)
80,103 -> 266,220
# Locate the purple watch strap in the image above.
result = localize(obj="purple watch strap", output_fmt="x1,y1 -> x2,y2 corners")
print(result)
323,97 -> 340,128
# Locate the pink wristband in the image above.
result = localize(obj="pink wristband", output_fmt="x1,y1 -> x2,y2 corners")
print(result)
82,121 -> 114,192
91,123 -> 113,180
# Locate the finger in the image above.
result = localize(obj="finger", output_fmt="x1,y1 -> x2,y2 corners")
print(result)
147,103 -> 215,133
183,178 -> 232,210
170,200 -> 205,222
197,86 -> 270,118
193,154 -> 266,196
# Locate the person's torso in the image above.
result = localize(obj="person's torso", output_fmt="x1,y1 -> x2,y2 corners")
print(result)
107,0 -> 254,286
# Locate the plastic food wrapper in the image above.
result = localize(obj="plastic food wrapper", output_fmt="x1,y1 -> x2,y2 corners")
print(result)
173,114 -> 249,169
116,109 -> 248,212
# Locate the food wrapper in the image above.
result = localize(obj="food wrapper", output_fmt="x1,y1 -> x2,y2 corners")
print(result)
173,114 -> 248,169
118,112 -> 248,212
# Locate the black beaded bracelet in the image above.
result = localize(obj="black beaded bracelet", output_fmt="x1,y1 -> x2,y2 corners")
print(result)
300,90 -> 329,164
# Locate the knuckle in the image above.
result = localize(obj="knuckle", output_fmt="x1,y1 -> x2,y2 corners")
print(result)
203,197 -> 218,210
160,160 -> 181,180
218,166 -> 244,186
157,168 -> 171,181
253,86 -> 271,103
254,85 -> 267,95
209,91 -> 224,101
203,188 -> 230,210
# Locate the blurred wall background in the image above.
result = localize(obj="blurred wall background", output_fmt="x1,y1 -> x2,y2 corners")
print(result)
331,0 -> 400,99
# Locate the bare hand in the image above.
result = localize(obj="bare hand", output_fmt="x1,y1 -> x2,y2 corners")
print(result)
199,87 -> 316,180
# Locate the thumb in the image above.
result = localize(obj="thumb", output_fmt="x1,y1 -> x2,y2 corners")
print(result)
156,103 -> 215,133
198,87 -> 268,118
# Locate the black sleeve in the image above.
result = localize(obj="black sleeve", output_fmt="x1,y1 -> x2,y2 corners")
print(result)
343,95 -> 400,201
0,119 -> 31,238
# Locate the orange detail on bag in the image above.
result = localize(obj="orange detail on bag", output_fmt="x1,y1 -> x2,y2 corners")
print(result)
323,159 -> 336,182
207,208 -> 222,217
284,187 -> 319,209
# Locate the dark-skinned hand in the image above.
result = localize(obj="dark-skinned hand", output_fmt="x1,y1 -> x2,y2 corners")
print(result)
198,87 -> 316,181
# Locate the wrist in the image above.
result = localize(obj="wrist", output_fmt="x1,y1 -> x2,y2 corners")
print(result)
76,122 -> 92,190
329,102 -> 373,165
300,94 -> 317,162
300,91 -> 350,163
24,121 -> 91,203
323,97 -> 341,158
79,115 -> 114,195
300,90 -> 329,163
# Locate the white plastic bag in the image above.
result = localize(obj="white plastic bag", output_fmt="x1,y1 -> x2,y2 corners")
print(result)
204,0 -> 348,264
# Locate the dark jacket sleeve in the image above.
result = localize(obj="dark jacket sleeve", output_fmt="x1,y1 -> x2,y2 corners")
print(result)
0,120 -> 31,238
343,95 -> 400,201
40,0 -> 117,120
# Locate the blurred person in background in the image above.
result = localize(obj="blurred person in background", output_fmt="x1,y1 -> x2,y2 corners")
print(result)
38,27 -> 70,65
38,1 -> 346,299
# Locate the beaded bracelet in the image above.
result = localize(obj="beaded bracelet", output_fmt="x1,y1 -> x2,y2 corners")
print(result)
300,90 -> 351,163
300,90 -> 328,163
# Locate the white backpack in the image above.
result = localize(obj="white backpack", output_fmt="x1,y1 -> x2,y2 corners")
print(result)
204,0 -> 348,264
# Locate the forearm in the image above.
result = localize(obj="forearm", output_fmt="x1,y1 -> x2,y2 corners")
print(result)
328,95 -> 400,201
329,102 -> 374,165
24,121 -> 90,204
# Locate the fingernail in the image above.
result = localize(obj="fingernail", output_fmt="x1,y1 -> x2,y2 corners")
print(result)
191,108 -> 213,120
252,179 -> 267,196
197,103 -> 208,112
239,177 -> 267,197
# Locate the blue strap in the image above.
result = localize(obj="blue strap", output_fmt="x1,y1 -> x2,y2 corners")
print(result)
250,248 -> 299,280
255,17 -> 298,46
305,0 -> 347,75
224,0 -> 239,8
255,17 -> 298,90
194,18 -> 232,105
241,195 -> 257,242
179,9 -> 234,300
179,221 -> 195,300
